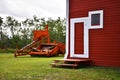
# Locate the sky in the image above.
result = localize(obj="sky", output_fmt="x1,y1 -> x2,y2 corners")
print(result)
0,0 -> 66,20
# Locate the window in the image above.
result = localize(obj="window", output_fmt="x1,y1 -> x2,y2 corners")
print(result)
91,13 -> 100,25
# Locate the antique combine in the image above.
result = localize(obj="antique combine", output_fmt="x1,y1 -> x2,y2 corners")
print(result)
14,25 -> 65,57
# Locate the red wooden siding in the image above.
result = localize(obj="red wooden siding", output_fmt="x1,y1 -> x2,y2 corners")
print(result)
75,23 -> 84,54
68,0 -> 120,67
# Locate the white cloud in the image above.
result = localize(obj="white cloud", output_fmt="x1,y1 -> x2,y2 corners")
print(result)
0,0 -> 66,19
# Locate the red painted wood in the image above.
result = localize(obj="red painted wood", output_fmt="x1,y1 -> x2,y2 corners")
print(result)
75,23 -> 84,54
68,0 -> 120,67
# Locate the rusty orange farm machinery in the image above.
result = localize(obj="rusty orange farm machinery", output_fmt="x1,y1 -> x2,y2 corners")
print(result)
14,25 -> 65,57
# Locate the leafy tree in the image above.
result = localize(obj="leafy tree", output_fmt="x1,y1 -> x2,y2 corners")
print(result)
21,17 -> 35,46
9,35 -> 22,48
47,17 -> 66,43
0,33 -> 9,49
33,15 -> 41,30
0,17 -> 3,40
4,16 -> 21,38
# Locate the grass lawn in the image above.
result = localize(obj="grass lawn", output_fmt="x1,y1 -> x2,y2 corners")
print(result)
0,53 -> 120,80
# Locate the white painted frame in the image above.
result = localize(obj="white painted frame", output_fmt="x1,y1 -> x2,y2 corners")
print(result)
64,0 -> 69,59
70,17 -> 89,58
89,10 -> 103,29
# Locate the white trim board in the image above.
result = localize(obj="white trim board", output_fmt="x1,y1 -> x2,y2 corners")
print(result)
64,0 -> 69,59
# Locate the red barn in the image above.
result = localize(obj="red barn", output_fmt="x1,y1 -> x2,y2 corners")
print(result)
64,0 -> 120,67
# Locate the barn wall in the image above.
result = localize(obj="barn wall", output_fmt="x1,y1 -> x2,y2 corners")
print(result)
68,0 -> 120,67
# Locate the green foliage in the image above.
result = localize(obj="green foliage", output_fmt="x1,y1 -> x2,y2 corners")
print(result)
0,34 -> 9,49
0,49 -> 15,53
47,17 -> 66,43
0,17 -> 3,26
0,16 -> 66,49
4,16 -> 21,37
0,54 -> 120,80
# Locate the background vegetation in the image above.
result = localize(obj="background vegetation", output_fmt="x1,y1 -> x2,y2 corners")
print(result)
0,16 -> 66,49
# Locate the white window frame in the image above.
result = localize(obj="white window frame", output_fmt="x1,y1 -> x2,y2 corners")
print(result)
89,10 -> 103,29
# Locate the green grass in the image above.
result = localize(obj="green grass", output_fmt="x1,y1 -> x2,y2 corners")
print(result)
0,53 -> 120,80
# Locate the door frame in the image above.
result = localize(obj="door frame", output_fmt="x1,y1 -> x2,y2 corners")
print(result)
70,17 -> 90,58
